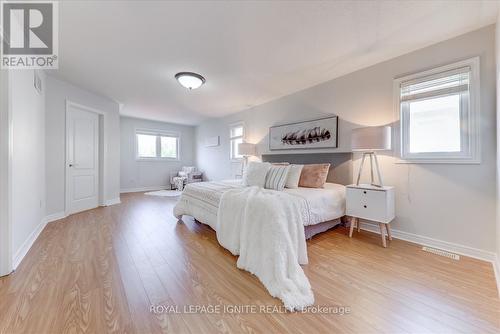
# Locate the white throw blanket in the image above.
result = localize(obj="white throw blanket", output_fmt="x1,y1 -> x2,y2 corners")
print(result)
216,186 -> 314,311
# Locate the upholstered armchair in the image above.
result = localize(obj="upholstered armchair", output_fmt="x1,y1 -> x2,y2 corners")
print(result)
170,166 -> 203,190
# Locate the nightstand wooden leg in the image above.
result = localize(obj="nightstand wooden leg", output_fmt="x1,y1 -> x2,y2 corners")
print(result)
357,219 -> 361,232
349,217 -> 356,238
379,223 -> 387,247
385,224 -> 392,241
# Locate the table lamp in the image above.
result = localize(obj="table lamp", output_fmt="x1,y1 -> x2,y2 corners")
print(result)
351,126 -> 391,187
238,142 -> 256,168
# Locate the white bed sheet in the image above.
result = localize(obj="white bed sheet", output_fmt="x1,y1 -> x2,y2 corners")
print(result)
174,180 -> 346,228
284,183 -> 346,226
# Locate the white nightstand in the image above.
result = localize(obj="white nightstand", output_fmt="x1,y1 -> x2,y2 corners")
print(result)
346,184 -> 395,247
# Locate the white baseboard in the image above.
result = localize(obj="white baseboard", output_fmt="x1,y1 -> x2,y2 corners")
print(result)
358,222 -> 497,262
104,197 -> 121,206
359,221 -> 500,295
120,185 -> 169,193
494,257 -> 500,297
45,211 -> 67,223
12,218 -> 48,270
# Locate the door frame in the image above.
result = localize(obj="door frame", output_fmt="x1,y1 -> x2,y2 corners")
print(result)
0,70 -> 12,276
65,100 -> 107,216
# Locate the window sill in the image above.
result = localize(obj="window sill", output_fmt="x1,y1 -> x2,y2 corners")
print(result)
136,158 -> 180,162
394,158 -> 480,165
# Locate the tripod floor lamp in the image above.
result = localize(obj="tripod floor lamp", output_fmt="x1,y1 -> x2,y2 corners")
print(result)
351,126 -> 392,187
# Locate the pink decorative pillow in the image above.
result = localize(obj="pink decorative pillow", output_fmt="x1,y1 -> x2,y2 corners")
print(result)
298,164 -> 330,188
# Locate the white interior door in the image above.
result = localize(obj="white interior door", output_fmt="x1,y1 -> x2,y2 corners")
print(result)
66,105 -> 99,215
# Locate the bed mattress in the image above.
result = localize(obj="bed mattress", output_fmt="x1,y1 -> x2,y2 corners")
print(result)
284,183 -> 345,226
174,180 -> 346,231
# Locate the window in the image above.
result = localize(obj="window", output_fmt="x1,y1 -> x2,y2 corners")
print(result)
395,57 -> 480,163
230,123 -> 244,160
136,130 -> 179,160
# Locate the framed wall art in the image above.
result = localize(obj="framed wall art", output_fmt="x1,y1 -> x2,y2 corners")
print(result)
269,116 -> 338,150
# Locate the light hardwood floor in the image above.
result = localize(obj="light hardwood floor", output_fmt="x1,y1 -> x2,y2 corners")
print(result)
0,192 -> 499,334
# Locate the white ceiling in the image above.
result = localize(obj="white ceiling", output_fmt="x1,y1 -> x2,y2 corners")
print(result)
51,0 -> 499,125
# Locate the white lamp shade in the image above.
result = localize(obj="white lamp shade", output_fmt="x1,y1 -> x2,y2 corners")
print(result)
238,142 -> 256,156
351,126 -> 392,151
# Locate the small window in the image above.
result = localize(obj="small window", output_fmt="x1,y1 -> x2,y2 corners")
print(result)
136,130 -> 179,160
230,123 -> 244,160
395,57 -> 480,163
137,134 -> 157,158
160,136 -> 177,159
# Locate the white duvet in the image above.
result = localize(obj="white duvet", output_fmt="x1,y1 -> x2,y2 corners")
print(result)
173,180 -> 346,229
284,183 -> 346,226
216,186 -> 314,311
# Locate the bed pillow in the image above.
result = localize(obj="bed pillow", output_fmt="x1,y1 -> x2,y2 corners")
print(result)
264,165 -> 291,191
285,164 -> 304,189
298,163 -> 330,188
243,162 -> 272,187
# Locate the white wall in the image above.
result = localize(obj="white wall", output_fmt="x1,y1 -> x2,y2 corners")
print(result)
0,69 -> 11,275
9,70 -> 46,267
45,75 -> 121,216
495,16 -> 500,292
120,116 -> 196,192
197,25 -> 497,255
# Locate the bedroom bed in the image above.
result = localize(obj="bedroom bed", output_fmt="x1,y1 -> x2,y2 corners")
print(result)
173,153 -> 353,310
173,180 -> 346,239
174,152 -> 352,239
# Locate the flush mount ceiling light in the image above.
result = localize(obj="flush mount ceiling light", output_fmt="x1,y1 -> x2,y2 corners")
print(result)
175,72 -> 206,90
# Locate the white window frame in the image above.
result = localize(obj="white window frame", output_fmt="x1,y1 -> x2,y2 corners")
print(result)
135,128 -> 180,161
393,57 -> 480,164
229,122 -> 245,161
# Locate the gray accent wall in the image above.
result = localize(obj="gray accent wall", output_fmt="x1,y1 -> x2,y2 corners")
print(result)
262,153 -> 352,186
196,25 -> 497,254
120,116 -> 196,192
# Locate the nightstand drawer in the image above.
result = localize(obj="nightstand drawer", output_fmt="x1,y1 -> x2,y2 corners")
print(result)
346,187 -> 394,223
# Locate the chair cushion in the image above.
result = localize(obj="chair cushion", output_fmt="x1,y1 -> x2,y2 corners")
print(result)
182,166 -> 197,173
